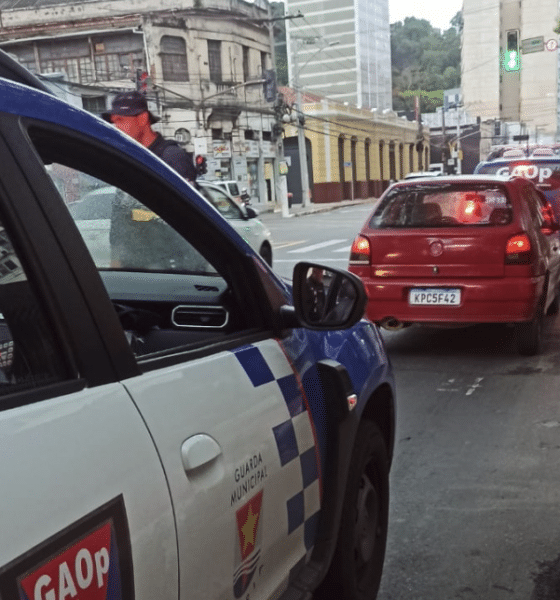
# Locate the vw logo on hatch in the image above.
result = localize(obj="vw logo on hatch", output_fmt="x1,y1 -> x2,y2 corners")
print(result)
429,241 -> 444,257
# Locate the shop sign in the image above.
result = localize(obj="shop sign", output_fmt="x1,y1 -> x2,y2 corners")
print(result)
194,137 -> 208,155
233,157 -> 248,178
261,141 -> 276,158
212,140 -> 232,158
205,158 -> 221,179
241,140 -> 260,158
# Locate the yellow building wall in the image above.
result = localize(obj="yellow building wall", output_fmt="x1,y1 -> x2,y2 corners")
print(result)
282,100 -> 428,201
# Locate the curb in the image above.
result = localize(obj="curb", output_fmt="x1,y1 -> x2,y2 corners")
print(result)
260,198 -> 375,218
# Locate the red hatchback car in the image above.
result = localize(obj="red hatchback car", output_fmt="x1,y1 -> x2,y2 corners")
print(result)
349,175 -> 560,355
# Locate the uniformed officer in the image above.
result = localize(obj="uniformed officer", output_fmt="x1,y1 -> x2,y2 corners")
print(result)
102,91 -> 197,182
102,91 -> 199,270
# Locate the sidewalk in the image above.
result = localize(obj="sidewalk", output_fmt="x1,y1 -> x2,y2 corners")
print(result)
255,197 -> 377,219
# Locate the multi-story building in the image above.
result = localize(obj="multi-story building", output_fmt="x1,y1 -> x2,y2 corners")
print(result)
0,0 -> 280,205
0,0 -> 420,205
285,0 -> 392,110
462,0 -> 559,144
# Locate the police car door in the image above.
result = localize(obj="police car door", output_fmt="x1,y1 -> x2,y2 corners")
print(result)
0,128 -> 178,600
30,148 -> 321,600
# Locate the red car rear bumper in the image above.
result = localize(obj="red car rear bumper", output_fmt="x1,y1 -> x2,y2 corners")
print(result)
362,276 -> 545,324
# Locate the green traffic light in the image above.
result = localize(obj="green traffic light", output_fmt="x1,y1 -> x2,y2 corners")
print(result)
503,50 -> 520,72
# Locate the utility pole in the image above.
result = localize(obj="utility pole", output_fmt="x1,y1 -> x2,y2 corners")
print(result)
295,77 -> 311,207
267,3 -> 290,217
291,37 -> 311,208
290,37 -> 338,207
456,105 -> 462,175
441,106 -> 447,174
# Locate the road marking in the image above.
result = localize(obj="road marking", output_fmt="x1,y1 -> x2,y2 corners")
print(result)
333,246 -> 352,253
466,377 -> 483,396
288,239 -> 348,253
437,378 -> 460,392
273,240 -> 307,249
274,258 -> 350,263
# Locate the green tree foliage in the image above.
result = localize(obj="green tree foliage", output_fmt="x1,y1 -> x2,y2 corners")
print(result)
391,13 -> 461,113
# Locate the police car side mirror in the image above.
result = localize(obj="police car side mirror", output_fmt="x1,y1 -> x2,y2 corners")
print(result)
291,262 -> 367,330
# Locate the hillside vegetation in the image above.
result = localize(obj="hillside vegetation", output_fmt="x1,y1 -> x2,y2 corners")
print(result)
391,13 -> 462,113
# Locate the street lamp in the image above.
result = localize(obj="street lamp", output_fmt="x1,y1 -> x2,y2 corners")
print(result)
291,38 -> 339,207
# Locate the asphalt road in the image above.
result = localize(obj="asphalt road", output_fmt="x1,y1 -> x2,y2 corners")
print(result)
261,204 -> 560,600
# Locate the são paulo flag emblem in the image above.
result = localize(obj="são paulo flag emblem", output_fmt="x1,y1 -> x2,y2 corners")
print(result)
233,490 -> 263,598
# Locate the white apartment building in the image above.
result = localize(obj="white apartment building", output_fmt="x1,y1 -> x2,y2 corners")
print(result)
285,0 -> 392,110
462,0 -> 559,143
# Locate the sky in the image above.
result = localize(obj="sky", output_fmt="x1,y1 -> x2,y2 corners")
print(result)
388,0 -> 463,31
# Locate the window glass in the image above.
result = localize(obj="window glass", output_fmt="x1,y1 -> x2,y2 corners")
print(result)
199,186 -> 242,219
49,165 -> 213,273
370,185 -> 512,228
161,35 -> 189,82
208,40 -> 222,83
28,125 -> 263,361
0,220 -> 67,392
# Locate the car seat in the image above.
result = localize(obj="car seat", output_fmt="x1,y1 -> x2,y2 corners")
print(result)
410,202 -> 442,226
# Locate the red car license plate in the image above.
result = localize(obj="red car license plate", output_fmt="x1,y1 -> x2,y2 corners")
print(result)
408,288 -> 461,306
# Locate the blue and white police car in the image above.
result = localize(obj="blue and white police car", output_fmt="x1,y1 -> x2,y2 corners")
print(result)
0,51 -> 396,600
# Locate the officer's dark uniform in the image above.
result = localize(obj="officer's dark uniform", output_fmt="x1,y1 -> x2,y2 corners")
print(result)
149,134 -> 197,183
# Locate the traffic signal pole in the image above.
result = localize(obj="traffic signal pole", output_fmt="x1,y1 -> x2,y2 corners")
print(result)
266,3 -> 291,217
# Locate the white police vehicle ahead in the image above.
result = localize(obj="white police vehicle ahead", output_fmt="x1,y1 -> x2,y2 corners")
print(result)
0,51 -> 396,600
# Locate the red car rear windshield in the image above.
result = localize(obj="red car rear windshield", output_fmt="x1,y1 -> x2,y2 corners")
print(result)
369,184 -> 512,229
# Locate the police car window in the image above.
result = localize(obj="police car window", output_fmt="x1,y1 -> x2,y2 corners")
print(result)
0,220 -> 67,393
47,164 -> 214,274
28,126 -> 266,362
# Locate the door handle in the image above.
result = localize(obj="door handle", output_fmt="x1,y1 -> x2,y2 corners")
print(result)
181,434 -> 222,472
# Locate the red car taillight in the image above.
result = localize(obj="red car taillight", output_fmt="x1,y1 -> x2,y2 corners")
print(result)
505,233 -> 532,264
350,235 -> 370,263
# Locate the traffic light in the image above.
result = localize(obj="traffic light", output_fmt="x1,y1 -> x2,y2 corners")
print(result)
135,69 -> 151,94
503,30 -> 520,72
195,155 -> 207,176
271,123 -> 283,141
263,69 -> 277,103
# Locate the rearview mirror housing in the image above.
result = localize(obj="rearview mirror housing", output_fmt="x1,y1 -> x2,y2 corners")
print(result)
292,262 -> 367,330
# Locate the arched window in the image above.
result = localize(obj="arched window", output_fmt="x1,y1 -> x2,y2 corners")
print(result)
161,36 -> 189,82
409,143 -> 414,171
379,141 -> 385,181
399,143 -> 404,180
